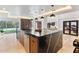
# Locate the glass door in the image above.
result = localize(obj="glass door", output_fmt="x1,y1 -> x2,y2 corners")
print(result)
63,21 -> 70,34
70,21 -> 78,36
63,20 -> 78,36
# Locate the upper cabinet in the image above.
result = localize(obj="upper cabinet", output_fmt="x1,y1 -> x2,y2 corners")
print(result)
21,19 -> 32,30
35,21 -> 42,30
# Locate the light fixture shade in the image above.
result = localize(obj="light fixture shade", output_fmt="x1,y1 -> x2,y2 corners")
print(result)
35,18 -> 38,20
40,16 -> 44,19
50,14 -> 55,17
51,5 -> 54,7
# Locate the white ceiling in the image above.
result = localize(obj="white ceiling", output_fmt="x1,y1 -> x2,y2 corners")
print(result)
0,5 -> 78,18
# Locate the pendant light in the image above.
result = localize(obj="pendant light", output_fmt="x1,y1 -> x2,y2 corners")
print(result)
40,16 -> 44,19
51,5 -> 54,7
35,18 -> 38,20
50,14 -> 55,17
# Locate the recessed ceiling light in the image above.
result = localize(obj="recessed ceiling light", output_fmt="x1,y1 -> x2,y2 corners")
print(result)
35,5 -> 72,18
35,11 -> 37,13
41,9 -> 44,11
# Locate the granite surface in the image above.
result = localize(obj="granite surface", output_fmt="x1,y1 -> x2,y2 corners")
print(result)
25,28 -> 62,37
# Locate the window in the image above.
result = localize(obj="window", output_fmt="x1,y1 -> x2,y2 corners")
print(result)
0,20 -> 19,33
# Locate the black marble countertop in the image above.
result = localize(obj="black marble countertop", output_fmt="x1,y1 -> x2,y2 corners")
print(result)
24,29 -> 62,37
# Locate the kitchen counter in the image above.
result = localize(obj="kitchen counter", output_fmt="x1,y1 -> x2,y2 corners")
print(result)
17,29 -> 63,53
25,28 -> 62,37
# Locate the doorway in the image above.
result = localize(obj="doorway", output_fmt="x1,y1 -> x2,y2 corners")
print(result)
63,20 -> 78,36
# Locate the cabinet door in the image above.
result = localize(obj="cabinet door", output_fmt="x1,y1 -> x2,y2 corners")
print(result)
21,19 -> 31,30
35,21 -> 42,29
24,34 -> 29,53
30,36 -> 38,53
20,31 -> 24,46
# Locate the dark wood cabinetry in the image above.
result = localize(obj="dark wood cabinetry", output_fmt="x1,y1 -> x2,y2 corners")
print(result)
21,19 -> 32,30
17,18 -> 62,53
29,36 -> 38,53
29,31 -> 62,53
29,36 -> 48,53
17,30 -> 62,53
17,18 -> 32,47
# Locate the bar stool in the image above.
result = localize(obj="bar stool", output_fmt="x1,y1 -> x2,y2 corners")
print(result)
73,39 -> 79,53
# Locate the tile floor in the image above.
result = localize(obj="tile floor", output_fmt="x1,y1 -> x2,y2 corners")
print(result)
58,34 -> 78,53
0,33 -> 78,53
0,33 -> 26,53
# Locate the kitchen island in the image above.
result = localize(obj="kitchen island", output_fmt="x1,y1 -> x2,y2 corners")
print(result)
17,29 -> 63,53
